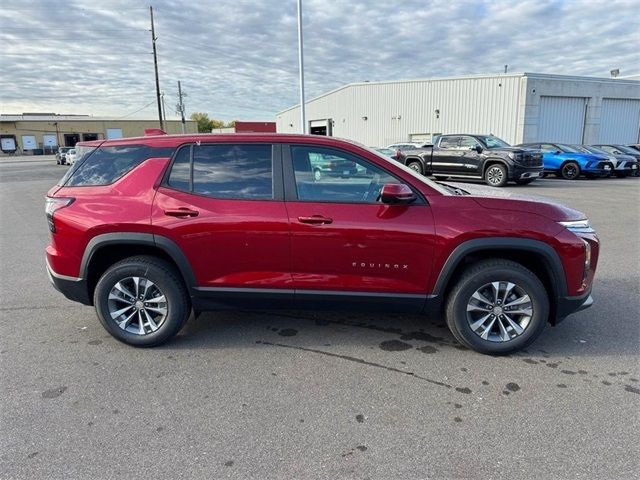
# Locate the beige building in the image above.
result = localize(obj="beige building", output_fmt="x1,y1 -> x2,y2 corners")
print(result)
0,114 -> 198,154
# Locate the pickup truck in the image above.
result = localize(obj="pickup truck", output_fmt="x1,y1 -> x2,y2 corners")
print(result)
398,134 -> 544,187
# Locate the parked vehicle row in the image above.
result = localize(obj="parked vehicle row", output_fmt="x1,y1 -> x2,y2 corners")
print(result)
55,146 -> 73,165
390,135 -> 639,186
46,132 -> 598,355
395,134 -> 543,187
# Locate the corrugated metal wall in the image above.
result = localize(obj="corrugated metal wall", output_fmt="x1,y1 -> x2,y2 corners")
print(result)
537,96 -> 587,144
277,75 -> 523,146
599,98 -> 640,143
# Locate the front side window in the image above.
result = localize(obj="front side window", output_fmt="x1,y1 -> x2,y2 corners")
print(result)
291,146 -> 398,203
192,144 -> 273,199
459,136 -> 481,149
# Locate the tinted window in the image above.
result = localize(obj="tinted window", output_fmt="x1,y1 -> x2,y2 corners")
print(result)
167,146 -> 191,191
439,136 -> 460,149
459,136 -> 481,149
61,145 -> 174,186
192,144 -> 273,199
291,146 -> 398,203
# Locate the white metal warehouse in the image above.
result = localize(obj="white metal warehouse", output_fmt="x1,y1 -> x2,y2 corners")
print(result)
276,73 -> 640,147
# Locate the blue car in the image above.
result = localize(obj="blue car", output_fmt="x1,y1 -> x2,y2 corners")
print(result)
516,142 -> 613,180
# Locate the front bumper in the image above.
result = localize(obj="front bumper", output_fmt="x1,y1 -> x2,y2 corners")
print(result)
584,162 -> 613,177
511,165 -> 544,180
46,258 -> 91,305
553,289 -> 593,324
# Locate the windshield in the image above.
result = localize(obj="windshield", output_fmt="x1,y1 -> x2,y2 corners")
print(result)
476,135 -> 510,149
615,145 -> 639,155
359,144 -> 450,195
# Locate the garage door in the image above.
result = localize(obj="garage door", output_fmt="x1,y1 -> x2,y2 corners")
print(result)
538,96 -> 587,144
599,98 -> 640,143
43,134 -> 58,147
21,135 -> 37,150
106,128 -> 123,139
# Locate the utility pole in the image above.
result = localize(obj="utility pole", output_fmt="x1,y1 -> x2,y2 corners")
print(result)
297,0 -> 306,134
161,91 -> 167,123
150,6 -> 164,130
177,81 -> 186,133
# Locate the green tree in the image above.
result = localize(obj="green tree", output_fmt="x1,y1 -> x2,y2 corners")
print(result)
210,119 -> 225,129
190,112 -> 213,133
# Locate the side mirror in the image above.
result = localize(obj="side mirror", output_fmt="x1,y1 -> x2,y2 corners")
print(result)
380,183 -> 416,204
474,145 -> 483,153
555,150 -> 561,155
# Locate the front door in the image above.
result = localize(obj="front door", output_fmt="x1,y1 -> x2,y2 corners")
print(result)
284,144 -> 435,311
151,143 -> 293,305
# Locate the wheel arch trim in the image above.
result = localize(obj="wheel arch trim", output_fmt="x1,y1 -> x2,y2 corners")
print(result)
431,237 -> 567,298
80,232 -> 197,289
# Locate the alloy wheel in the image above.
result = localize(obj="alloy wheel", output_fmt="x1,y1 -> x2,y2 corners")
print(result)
487,166 -> 504,185
466,281 -> 533,342
108,276 -> 168,335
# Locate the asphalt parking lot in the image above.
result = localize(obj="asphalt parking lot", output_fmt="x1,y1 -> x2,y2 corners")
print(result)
1,156 -> 638,479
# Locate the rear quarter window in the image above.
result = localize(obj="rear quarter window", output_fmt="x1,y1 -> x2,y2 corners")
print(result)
60,145 -> 174,186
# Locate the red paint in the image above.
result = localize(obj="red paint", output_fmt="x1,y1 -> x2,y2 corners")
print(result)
46,133 -> 599,305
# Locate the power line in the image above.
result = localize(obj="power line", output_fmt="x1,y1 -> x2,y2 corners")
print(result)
115,99 -> 158,119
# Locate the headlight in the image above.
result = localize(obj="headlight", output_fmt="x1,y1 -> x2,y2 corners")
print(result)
559,219 -> 595,233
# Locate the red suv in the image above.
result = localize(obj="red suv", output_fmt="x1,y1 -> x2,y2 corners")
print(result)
45,133 -> 599,354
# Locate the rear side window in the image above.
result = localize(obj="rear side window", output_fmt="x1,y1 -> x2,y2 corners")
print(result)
165,144 -> 273,200
60,145 -> 175,186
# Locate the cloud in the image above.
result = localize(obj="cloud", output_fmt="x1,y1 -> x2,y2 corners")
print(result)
0,0 -> 638,121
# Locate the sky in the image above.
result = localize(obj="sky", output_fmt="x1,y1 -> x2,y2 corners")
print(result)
0,0 -> 638,122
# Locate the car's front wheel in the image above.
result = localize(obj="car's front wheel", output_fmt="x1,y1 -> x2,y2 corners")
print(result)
445,259 -> 549,355
484,164 -> 508,187
560,161 -> 580,180
93,255 -> 190,347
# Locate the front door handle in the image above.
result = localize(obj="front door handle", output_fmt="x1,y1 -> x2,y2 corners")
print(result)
164,208 -> 199,218
298,215 -> 333,225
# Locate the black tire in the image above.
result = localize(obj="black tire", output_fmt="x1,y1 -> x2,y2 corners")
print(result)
514,178 -> 536,185
407,161 -> 423,175
560,161 -> 580,180
484,163 -> 508,187
444,259 -> 549,355
313,168 -> 322,181
93,255 -> 190,347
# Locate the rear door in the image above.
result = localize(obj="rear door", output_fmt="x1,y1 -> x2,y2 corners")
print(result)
151,143 -> 293,305
432,135 -> 462,174
283,144 -> 435,311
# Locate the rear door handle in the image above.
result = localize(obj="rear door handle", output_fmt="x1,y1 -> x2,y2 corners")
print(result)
298,215 -> 333,225
164,208 -> 199,218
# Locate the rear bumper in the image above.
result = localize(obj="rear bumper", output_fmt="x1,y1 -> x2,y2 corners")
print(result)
46,258 -> 91,305
553,289 -> 593,324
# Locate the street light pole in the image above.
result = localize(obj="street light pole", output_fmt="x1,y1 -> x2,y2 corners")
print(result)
297,0 -> 306,134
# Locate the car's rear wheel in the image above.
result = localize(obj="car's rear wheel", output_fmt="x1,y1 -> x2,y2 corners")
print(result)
560,161 -> 580,180
94,255 -> 190,347
445,259 -> 549,355
407,161 -> 423,175
484,164 -> 508,187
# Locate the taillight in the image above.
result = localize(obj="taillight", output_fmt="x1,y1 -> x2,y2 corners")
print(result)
45,197 -> 74,232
